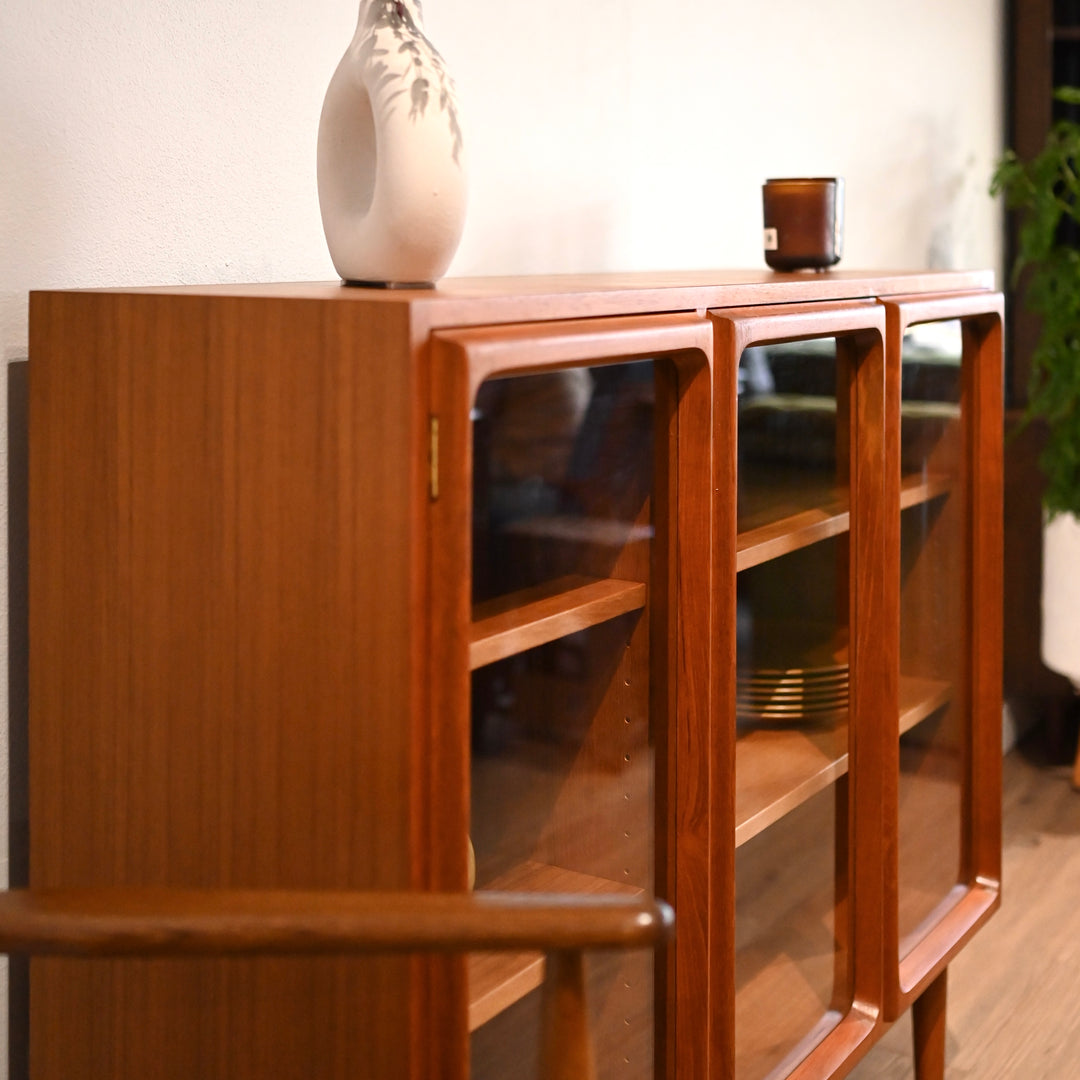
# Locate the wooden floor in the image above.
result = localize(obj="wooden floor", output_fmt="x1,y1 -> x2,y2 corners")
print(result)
848,741 -> 1080,1079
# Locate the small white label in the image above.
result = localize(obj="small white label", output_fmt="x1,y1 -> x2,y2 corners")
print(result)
763,227 -> 778,251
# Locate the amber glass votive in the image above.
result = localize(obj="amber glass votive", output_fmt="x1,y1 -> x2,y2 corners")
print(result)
762,177 -> 844,271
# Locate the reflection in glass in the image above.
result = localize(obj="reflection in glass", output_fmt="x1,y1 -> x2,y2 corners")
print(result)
472,362 -> 655,606
897,319 -> 966,956
737,338 -> 843,537
469,361 -> 657,1080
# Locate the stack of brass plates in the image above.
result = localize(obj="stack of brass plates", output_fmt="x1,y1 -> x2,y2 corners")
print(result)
736,662 -> 849,725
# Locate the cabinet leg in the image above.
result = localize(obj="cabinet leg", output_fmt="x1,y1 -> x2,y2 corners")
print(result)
911,967 -> 947,1080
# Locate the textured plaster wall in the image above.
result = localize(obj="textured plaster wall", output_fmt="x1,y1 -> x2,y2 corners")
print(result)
0,0 -> 1004,1073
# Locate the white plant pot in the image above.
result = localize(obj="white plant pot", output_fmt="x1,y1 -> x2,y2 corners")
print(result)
317,0 -> 466,287
1042,510 -> 1080,693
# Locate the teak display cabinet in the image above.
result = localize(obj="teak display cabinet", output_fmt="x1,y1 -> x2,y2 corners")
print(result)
27,270 -> 1002,1080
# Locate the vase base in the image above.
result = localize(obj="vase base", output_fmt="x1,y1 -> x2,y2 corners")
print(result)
342,279 -> 435,290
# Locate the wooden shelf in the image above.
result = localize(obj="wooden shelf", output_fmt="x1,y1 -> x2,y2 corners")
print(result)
737,472 -> 951,572
737,492 -> 850,572
735,676 -> 952,847
469,575 -> 646,670
467,861 -> 644,1031
898,675 -> 952,737
899,472 -> 953,512
735,718 -> 849,848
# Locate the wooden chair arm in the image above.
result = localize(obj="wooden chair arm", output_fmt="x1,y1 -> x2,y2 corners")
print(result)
0,887 -> 673,956
0,887 -> 672,1080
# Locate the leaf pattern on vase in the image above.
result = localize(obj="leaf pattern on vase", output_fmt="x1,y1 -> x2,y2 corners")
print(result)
360,0 -> 463,163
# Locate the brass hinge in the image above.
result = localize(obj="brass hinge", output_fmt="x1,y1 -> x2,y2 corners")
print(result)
429,415 -> 439,500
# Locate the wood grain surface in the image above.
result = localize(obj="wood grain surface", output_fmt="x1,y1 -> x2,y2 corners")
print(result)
0,887 -> 673,956
29,290 -> 433,1079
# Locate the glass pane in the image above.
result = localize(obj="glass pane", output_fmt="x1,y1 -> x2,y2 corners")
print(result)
469,360 -> 657,1080
735,339 -> 850,1079
738,541 -> 845,681
738,338 -> 845,537
897,319 -> 966,956
735,786 -> 844,1080
471,362 -> 655,605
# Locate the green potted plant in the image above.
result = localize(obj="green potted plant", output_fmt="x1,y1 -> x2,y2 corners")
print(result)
992,85 -> 1080,691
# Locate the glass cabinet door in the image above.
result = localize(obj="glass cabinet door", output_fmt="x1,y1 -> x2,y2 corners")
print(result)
711,303 -> 887,1080
429,316 -> 712,1080
469,357 -> 657,1079
883,295 -> 1003,1015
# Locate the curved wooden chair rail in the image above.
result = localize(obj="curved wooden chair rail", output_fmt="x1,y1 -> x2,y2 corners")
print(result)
0,887 -> 674,1080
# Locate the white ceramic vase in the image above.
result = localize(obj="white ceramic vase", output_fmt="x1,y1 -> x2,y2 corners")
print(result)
317,0 -> 466,286
1042,510 -> 1080,693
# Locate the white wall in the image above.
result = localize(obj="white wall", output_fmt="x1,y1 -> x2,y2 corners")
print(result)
0,0 -> 1004,1072
446,0 -> 1006,278
1,0 -> 1005,330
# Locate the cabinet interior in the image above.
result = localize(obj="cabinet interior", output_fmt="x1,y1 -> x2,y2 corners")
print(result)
468,358 -> 663,1080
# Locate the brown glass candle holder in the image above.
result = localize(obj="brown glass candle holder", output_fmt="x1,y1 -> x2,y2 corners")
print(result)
762,177 -> 844,271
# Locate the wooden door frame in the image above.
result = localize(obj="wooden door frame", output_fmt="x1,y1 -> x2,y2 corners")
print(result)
427,313 -> 714,1080
879,293 -> 1004,1020
710,300 -> 889,1080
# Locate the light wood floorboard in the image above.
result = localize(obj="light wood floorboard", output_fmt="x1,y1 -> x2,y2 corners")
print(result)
849,745 -> 1080,1079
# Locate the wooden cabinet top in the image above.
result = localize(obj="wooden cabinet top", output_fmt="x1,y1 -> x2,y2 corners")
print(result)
33,269 -> 996,330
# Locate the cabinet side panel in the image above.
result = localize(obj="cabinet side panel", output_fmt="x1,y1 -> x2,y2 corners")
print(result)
28,292 -> 423,1078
